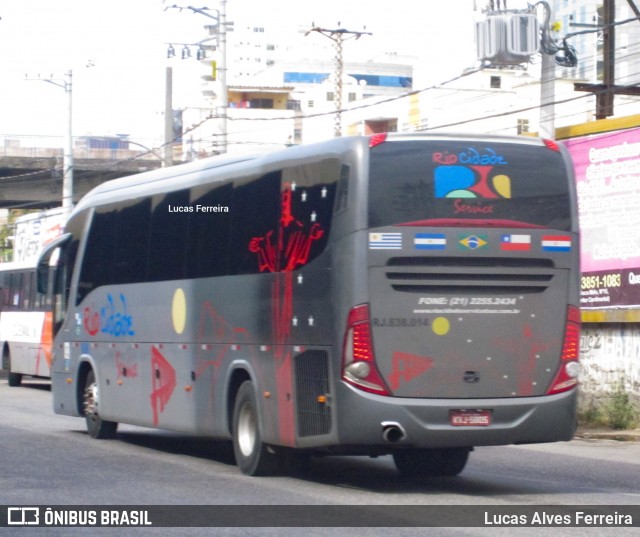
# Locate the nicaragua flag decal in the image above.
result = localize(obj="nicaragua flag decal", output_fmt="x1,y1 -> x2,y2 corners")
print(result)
414,233 -> 447,250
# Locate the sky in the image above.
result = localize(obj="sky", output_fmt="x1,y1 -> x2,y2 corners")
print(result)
0,0 -> 531,145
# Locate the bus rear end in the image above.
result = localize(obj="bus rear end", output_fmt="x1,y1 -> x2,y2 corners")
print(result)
336,134 -> 579,474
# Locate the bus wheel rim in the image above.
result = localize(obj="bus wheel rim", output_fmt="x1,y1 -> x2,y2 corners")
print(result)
84,382 -> 99,420
237,401 -> 257,457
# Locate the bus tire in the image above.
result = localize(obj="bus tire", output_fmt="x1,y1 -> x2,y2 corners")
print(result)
393,447 -> 470,478
3,347 -> 22,387
232,380 -> 279,476
83,369 -> 118,439
7,371 -> 22,387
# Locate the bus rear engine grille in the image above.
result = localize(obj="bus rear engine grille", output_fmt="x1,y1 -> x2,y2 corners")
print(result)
294,350 -> 332,438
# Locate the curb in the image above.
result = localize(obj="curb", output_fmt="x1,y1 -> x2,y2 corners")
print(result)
575,428 -> 640,442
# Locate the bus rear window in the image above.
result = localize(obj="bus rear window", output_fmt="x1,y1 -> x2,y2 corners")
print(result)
369,140 -> 571,230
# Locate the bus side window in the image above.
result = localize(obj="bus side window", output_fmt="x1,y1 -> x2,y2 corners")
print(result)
229,171 -> 282,275
187,183 -> 233,279
148,191 -> 188,282
11,273 -> 22,309
78,208 -> 117,303
335,164 -> 350,213
23,271 -> 33,310
0,275 -> 8,309
115,198 -> 151,284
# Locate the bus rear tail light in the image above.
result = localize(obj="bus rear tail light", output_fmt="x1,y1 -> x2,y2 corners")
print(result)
342,304 -> 390,396
547,305 -> 581,395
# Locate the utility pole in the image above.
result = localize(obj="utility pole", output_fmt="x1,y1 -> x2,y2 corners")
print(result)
163,67 -> 174,167
27,70 -> 74,217
165,1 -> 229,154
539,50 -> 556,139
574,0 -> 640,119
62,70 -> 73,217
306,25 -> 371,137
218,0 -> 228,154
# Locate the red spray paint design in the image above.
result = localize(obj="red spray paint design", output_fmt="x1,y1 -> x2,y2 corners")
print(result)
248,183 -> 324,445
150,346 -> 177,426
388,351 -> 434,391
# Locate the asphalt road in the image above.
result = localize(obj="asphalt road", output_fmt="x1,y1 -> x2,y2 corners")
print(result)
1,378 -> 638,536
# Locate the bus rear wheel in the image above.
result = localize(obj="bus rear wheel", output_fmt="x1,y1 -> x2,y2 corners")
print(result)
83,369 -> 118,439
232,380 -> 279,476
393,447 -> 470,478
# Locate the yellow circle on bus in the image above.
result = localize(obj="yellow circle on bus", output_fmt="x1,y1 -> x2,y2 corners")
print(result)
432,317 -> 450,336
172,288 -> 187,334
492,174 -> 512,198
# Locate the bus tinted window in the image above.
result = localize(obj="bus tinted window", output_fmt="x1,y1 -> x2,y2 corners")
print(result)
79,205 -> 117,298
369,140 -> 571,229
149,190 -> 189,282
187,183 -> 233,279
76,158 -> 340,300
229,171 -> 282,275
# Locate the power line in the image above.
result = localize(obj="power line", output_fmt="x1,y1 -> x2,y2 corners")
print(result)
3,57 -> 640,192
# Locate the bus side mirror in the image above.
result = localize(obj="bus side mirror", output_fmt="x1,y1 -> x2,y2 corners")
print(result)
36,233 -> 72,294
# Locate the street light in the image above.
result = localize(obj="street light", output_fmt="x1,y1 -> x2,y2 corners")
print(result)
26,70 -> 74,217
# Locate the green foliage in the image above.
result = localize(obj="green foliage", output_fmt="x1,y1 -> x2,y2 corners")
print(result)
605,384 -> 639,430
0,209 -> 37,262
577,402 -> 607,427
578,381 -> 639,431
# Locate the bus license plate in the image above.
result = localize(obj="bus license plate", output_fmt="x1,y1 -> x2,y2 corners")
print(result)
450,410 -> 492,427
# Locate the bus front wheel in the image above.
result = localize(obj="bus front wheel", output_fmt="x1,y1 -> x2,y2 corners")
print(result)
232,380 -> 279,476
3,347 -> 22,387
7,371 -> 22,387
83,369 -> 118,439
393,447 -> 470,478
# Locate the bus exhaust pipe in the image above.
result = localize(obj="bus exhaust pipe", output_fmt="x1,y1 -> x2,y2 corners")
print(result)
381,422 -> 406,443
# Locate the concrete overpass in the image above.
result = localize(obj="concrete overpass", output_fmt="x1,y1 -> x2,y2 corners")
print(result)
0,136 -> 165,209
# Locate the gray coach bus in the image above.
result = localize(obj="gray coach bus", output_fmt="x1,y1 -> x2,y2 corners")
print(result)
38,133 -> 580,477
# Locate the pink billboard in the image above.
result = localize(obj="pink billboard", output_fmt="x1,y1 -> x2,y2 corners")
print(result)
564,127 -> 640,311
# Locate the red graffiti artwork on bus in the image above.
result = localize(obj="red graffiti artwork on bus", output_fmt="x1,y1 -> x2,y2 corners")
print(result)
150,346 -> 176,426
248,183 -> 324,445
388,351 -> 434,391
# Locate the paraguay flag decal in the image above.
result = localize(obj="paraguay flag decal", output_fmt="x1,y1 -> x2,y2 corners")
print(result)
541,235 -> 572,252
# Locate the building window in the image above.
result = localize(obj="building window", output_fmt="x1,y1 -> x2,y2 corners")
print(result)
490,76 -> 502,88
517,118 -> 530,134
348,93 -> 357,102
308,100 -> 315,108
326,92 -> 334,102
249,98 -> 274,109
